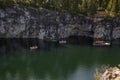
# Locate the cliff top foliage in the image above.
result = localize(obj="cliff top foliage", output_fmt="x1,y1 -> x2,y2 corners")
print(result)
0,0 -> 120,16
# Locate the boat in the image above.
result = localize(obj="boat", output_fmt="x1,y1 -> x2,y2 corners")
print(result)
59,40 -> 67,44
93,40 -> 111,46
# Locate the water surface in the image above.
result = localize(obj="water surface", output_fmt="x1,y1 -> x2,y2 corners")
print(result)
0,45 -> 120,80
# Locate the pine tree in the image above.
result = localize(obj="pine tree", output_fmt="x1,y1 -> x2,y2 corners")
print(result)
3,0 -> 7,7
87,0 -> 97,15
107,0 -> 117,16
81,0 -> 88,15
117,0 -> 120,15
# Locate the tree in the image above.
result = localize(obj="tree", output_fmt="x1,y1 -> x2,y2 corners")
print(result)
3,0 -> 7,7
87,0 -> 97,15
106,0 -> 118,16
81,0 -> 88,15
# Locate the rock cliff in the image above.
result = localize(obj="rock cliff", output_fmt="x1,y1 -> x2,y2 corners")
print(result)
0,6 -> 120,45
0,6 -> 93,40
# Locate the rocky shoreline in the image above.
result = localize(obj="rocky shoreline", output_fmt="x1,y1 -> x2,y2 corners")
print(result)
95,66 -> 120,80
0,6 -> 120,49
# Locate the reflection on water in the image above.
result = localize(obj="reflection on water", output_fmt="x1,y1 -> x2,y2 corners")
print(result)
0,45 -> 120,80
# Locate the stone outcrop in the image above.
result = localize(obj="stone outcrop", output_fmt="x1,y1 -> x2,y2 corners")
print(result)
93,20 -> 112,40
93,18 -> 120,41
98,67 -> 120,80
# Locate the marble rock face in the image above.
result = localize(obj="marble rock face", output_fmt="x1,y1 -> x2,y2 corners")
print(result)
0,6 -> 93,40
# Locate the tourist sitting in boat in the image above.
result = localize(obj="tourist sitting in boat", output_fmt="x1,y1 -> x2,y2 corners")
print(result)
93,40 -> 110,46
30,45 -> 38,50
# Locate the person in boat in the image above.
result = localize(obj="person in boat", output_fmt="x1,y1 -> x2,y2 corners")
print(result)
30,45 -> 38,50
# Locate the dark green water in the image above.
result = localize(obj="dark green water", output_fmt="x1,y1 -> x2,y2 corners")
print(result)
0,45 -> 120,80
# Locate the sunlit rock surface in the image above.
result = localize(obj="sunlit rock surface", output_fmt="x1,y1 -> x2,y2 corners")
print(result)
100,67 -> 120,80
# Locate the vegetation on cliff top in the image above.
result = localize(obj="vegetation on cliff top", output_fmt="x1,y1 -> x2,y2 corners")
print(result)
0,0 -> 120,16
